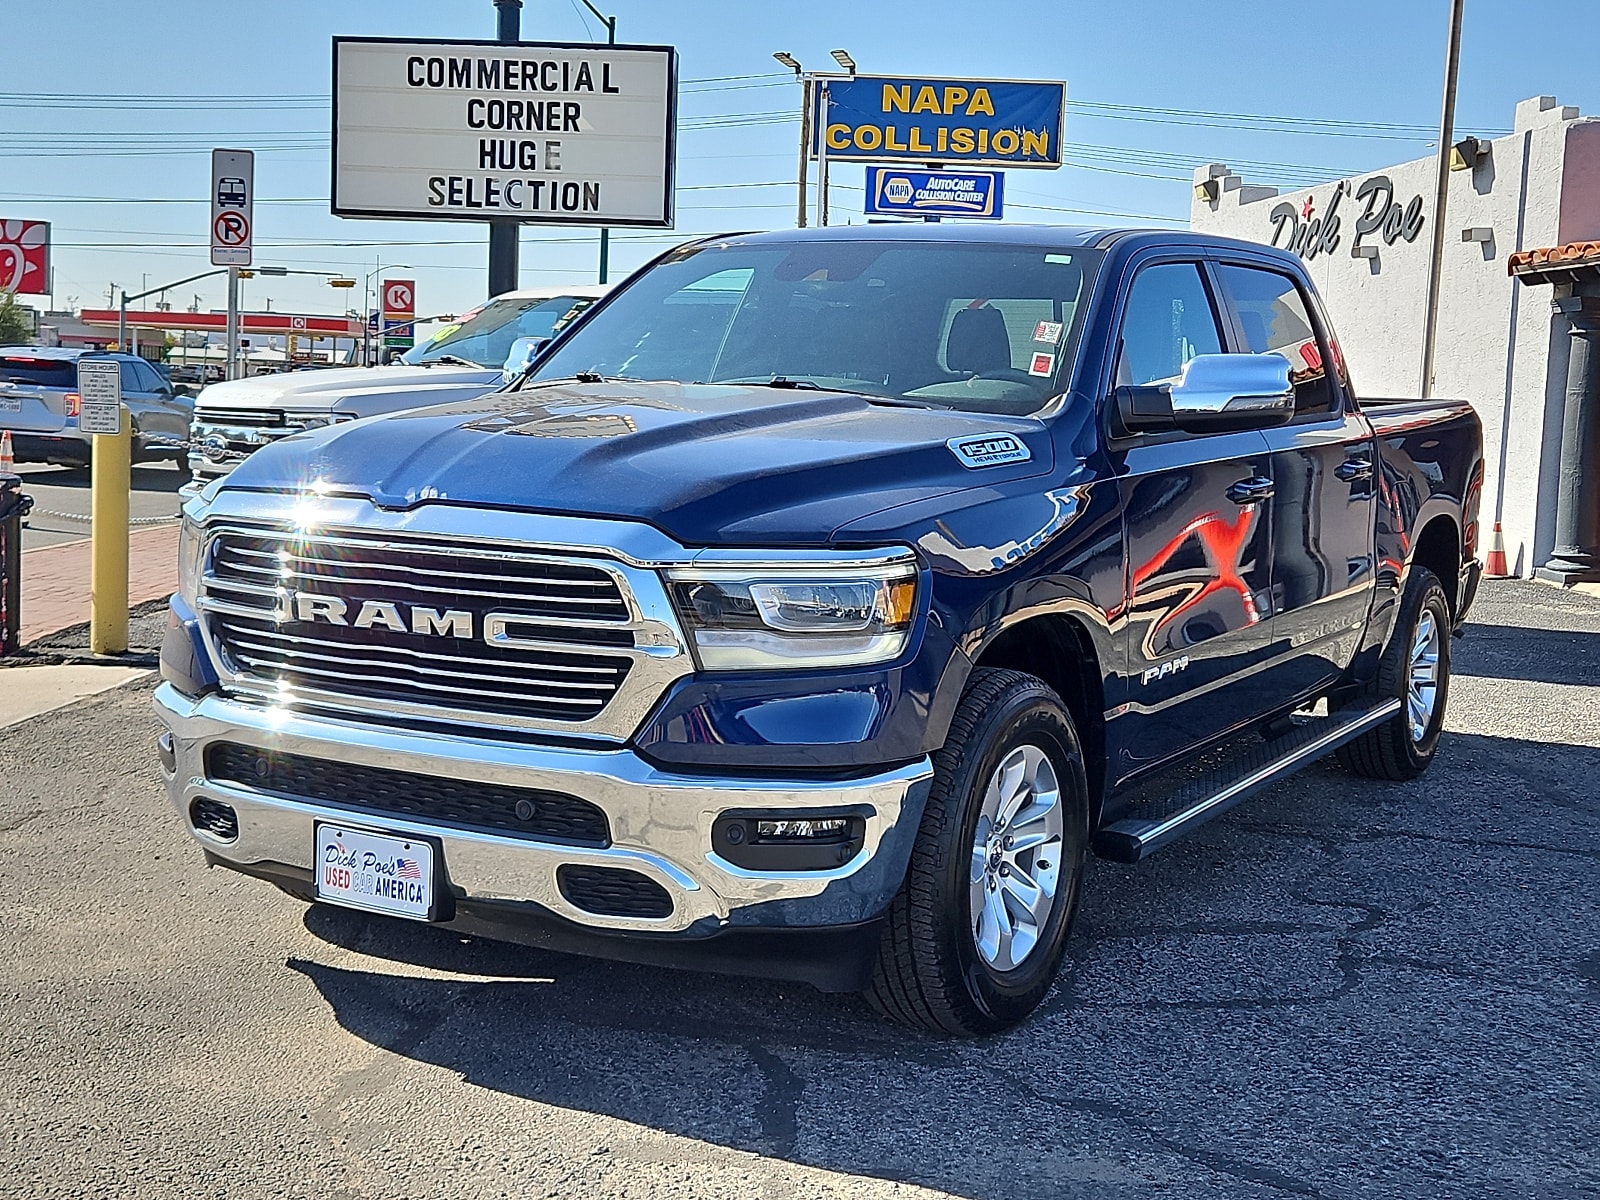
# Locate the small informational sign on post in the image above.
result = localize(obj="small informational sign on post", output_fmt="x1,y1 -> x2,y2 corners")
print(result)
332,38 -> 677,228
210,148 -> 255,267
865,167 -> 1005,219
76,358 -> 123,435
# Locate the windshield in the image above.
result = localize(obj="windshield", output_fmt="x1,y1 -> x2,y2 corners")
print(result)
527,239 -> 1100,415
403,294 -> 598,368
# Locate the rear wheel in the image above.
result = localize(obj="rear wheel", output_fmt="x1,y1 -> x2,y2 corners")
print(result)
868,668 -> 1088,1035
1337,567 -> 1452,780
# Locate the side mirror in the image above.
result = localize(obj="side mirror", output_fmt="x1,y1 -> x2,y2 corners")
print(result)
1116,353 -> 1295,434
501,336 -> 550,382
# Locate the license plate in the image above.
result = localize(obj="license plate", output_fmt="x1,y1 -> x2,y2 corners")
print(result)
313,823 -> 437,921
0,395 -> 20,413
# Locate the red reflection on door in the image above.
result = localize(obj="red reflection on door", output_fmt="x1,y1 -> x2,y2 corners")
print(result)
1133,508 -> 1261,632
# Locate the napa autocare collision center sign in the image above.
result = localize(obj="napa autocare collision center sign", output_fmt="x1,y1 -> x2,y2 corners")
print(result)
332,37 -> 677,227
813,75 -> 1064,167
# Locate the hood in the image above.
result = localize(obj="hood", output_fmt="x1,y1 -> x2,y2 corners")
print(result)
220,381 -> 1056,545
195,363 -> 502,416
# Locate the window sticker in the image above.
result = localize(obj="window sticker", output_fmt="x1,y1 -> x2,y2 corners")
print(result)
1033,320 -> 1063,343
1028,351 -> 1056,377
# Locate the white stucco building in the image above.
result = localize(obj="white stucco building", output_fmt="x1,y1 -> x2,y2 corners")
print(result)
1191,96 -> 1600,577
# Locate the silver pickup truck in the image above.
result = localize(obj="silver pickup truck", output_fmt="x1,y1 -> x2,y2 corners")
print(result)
186,285 -> 605,488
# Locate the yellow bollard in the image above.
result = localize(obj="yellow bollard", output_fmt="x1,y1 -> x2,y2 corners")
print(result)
89,405 -> 131,656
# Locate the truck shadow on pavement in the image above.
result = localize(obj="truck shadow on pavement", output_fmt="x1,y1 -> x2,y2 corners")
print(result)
288,726 -> 1600,1199
1454,619 -> 1600,688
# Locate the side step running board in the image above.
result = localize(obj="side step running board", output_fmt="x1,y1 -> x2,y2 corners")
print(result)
1092,698 -> 1403,863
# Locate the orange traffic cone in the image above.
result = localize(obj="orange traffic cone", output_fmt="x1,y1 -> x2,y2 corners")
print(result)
1484,521 -> 1509,577
0,430 -> 13,476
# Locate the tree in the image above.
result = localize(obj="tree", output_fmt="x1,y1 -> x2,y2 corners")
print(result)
0,291 -> 32,344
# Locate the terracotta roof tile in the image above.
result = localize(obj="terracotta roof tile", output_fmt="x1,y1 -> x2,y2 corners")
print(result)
1509,241 -> 1600,277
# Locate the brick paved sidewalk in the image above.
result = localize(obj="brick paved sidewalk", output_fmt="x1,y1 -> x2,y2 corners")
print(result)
19,524 -> 179,646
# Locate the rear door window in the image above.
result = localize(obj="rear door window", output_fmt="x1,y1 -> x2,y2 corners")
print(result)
1216,265 -> 1336,417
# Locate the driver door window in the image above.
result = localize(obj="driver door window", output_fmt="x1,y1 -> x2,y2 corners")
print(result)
1115,262 -> 1224,387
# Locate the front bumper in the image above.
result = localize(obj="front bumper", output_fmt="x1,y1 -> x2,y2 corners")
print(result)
153,683 -> 932,985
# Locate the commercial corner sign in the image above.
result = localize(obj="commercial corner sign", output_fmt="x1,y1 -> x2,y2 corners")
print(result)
210,148 -> 254,267
866,167 -> 1004,219
76,358 -> 123,436
812,75 -> 1064,168
332,37 -> 677,228
0,219 -> 50,295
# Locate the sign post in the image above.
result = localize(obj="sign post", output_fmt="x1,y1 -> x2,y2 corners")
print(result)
78,358 -> 129,656
211,148 -> 254,380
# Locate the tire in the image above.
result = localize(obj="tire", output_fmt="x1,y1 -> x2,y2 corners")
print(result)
868,668 -> 1089,1036
1336,567 -> 1452,781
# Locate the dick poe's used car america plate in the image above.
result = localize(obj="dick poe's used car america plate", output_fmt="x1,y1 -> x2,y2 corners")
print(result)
314,824 -> 436,920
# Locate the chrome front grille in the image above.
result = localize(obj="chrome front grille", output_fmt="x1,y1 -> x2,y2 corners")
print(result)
195,406 -> 287,428
197,526 -> 686,738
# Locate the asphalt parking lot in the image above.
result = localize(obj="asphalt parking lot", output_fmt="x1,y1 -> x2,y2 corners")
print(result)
16,461 -> 187,551
1,578 -> 1596,1200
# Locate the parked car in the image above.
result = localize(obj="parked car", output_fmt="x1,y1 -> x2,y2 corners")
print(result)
157,226 -> 1483,1034
0,346 -> 193,466
184,284 -> 608,490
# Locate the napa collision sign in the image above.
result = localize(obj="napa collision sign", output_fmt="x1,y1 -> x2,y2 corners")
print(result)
812,75 -> 1064,168
332,37 -> 677,228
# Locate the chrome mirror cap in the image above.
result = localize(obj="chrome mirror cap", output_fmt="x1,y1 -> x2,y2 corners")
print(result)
1170,353 -> 1294,420
501,336 -> 551,382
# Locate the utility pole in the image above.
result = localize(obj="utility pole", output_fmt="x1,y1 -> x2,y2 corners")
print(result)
1419,0 -> 1466,398
773,53 -> 809,228
487,0 -> 523,297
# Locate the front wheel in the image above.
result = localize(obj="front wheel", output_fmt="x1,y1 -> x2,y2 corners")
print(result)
868,668 -> 1088,1036
1337,567 -> 1452,780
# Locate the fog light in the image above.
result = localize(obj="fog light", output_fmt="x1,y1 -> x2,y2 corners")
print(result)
157,732 -> 177,774
190,798 -> 239,842
712,810 -> 868,872
757,818 -> 850,839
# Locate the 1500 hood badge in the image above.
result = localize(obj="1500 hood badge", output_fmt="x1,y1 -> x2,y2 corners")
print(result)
947,433 -> 1031,468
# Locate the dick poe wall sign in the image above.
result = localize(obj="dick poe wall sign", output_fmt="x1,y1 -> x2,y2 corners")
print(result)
332,37 -> 677,228
0,220 -> 50,296
812,75 -> 1064,168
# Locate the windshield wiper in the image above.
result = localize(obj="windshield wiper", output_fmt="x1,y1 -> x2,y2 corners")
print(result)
423,354 -> 484,369
731,375 -> 828,390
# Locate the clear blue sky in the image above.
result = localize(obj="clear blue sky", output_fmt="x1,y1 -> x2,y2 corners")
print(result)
8,0 -> 1600,324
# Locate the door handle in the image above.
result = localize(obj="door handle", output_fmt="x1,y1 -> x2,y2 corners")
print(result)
1226,476 -> 1275,505
1336,458 -> 1374,482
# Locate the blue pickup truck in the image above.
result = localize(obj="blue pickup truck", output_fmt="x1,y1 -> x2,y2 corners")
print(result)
155,226 -> 1483,1034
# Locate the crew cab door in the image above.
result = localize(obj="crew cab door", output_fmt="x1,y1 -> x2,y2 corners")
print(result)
1212,261 -> 1377,702
1109,258 -> 1278,777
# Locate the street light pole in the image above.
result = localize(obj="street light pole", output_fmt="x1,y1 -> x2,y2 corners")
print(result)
774,53 -> 808,229
488,0 -> 523,298
1420,0 -> 1466,398
577,0 -> 618,284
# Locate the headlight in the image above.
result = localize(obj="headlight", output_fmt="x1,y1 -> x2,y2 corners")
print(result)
176,515 -> 206,607
666,559 -> 918,670
287,412 -> 356,431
